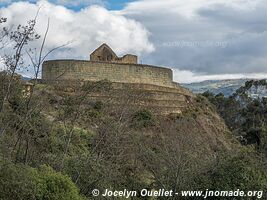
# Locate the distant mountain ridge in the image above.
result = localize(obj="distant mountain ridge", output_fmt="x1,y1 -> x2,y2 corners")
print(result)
182,79 -> 267,97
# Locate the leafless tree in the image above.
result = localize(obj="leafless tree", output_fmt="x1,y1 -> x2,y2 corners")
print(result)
0,11 -> 71,164
0,13 -> 40,112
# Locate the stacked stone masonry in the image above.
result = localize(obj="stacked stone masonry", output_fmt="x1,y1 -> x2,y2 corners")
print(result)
42,44 -> 194,114
42,60 -> 175,88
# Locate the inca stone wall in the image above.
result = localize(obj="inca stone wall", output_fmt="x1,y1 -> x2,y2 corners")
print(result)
42,60 -> 175,88
90,43 -> 138,64
41,44 -> 194,114
117,54 -> 138,64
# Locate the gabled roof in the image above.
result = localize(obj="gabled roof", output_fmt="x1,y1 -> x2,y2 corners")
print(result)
90,43 -> 118,58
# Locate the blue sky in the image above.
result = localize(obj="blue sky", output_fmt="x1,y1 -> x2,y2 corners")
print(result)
1,0 -> 267,83
0,0 -> 134,10
99,0 -> 135,10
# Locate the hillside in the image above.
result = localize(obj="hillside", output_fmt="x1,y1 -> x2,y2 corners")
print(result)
0,76 -> 266,199
203,80 -> 267,151
1,4 -> 267,199
234,80 -> 267,100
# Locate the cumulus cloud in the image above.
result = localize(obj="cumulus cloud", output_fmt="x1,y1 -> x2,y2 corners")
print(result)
173,69 -> 267,83
120,0 -> 267,79
0,0 -> 154,62
1,0 -> 267,83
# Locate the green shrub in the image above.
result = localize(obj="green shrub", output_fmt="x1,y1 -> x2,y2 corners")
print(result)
132,109 -> 156,128
93,101 -> 104,111
36,165 -> 84,200
0,159 -> 84,200
195,151 -> 267,198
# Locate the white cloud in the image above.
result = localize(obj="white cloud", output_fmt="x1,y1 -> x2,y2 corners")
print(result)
121,0 -> 258,18
0,0 -> 154,62
119,0 -> 267,80
173,69 -> 267,83
2,0 -> 267,83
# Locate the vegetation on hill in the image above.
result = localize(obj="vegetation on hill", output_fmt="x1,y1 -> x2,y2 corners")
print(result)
0,75 -> 266,199
203,80 -> 267,155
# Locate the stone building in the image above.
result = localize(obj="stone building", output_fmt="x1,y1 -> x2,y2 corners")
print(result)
90,43 -> 138,64
42,44 -> 193,114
